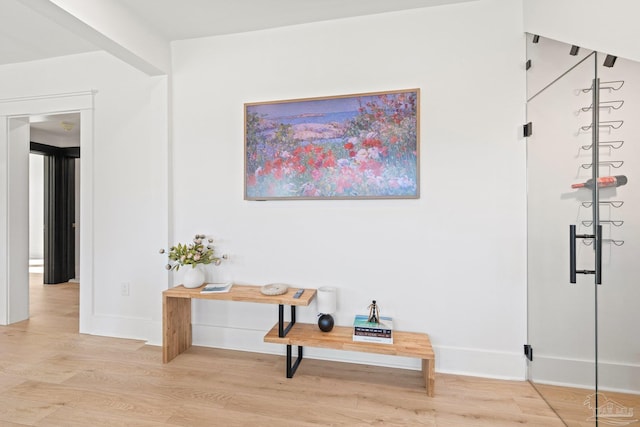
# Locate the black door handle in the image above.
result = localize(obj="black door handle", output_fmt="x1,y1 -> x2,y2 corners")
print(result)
569,224 -> 602,284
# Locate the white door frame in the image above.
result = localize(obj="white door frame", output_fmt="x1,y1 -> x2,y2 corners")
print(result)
0,91 -> 95,332
1,116 -> 29,323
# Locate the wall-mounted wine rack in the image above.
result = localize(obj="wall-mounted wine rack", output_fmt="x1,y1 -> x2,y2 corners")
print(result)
572,75 -> 627,279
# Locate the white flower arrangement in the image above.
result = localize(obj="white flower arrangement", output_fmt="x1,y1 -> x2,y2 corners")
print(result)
160,234 -> 223,271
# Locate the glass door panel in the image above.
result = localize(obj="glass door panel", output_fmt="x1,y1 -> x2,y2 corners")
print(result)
526,34 -> 597,426
527,34 -> 640,426
594,55 -> 640,426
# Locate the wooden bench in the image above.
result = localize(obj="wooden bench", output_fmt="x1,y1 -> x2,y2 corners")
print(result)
163,284 -> 435,396
264,322 -> 435,396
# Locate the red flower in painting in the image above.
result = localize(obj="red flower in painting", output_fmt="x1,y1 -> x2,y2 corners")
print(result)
358,160 -> 383,176
344,142 -> 354,150
323,152 -> 336,168
263,161 -> 273,174
362,138 -> 382,149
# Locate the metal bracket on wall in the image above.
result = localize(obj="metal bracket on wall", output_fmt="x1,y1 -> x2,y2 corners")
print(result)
580,120 -> 624,131
581,200 -> 624,208
523,122 -> 533,137
580,160 -> 624,169
580,100 -> 624,112
524,344 -> 533,361
581,140 -> 624,150
581,80 -> 624,93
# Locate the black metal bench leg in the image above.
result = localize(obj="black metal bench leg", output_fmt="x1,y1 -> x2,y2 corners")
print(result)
286,344 -> 303,378
278,304 -> 296,337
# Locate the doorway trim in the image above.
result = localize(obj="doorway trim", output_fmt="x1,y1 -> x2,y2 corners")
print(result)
0,91 -> 94,332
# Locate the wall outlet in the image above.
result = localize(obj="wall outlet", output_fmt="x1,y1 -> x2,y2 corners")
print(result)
120,282 -> 130,296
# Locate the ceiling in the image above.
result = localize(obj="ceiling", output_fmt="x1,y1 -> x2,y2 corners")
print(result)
1,0 -> 474,67
112,0 -> 475,42
1,0 -> 473,146
30,113 -> 81,147
0,0 -> 97,66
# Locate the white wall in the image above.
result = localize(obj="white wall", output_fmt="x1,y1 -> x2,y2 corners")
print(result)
1,0 -> 530,380
29,154 -> 44,260
171,0 -> 528,379
0,51 -> 169,337
524,0 -> 640,64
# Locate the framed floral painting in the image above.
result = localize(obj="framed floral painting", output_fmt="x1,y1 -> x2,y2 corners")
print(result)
244,89 -> 419,200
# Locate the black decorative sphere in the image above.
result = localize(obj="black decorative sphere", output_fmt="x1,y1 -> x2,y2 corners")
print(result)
318,314 -> 334,332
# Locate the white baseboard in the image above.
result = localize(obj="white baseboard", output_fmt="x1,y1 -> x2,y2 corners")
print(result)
89,314 -> 152,342
530,355 -> 640,394
188,324 -> 528,380
434,344 -> 527,381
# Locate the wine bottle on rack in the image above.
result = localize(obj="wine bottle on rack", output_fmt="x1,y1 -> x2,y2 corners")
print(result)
571,175 -> 628,189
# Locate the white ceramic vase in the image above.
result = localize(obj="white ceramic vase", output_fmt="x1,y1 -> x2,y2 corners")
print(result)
182,264 -> 205,288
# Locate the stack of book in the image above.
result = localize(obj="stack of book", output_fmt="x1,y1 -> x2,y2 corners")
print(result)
200,282 -> 232,294
353,314 -> 393,344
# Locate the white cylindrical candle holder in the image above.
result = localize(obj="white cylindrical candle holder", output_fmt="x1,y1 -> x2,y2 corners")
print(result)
317,286 -> 337,314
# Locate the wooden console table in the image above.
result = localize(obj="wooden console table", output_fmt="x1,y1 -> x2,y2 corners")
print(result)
163,284 -> 435,396
162,284 -> 316,363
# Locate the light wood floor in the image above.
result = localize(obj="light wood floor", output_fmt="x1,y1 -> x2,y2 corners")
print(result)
532,383 -> 639,427
0,274 -> 571,426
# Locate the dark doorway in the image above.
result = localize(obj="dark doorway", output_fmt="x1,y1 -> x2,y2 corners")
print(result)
30,142 -> 79,284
